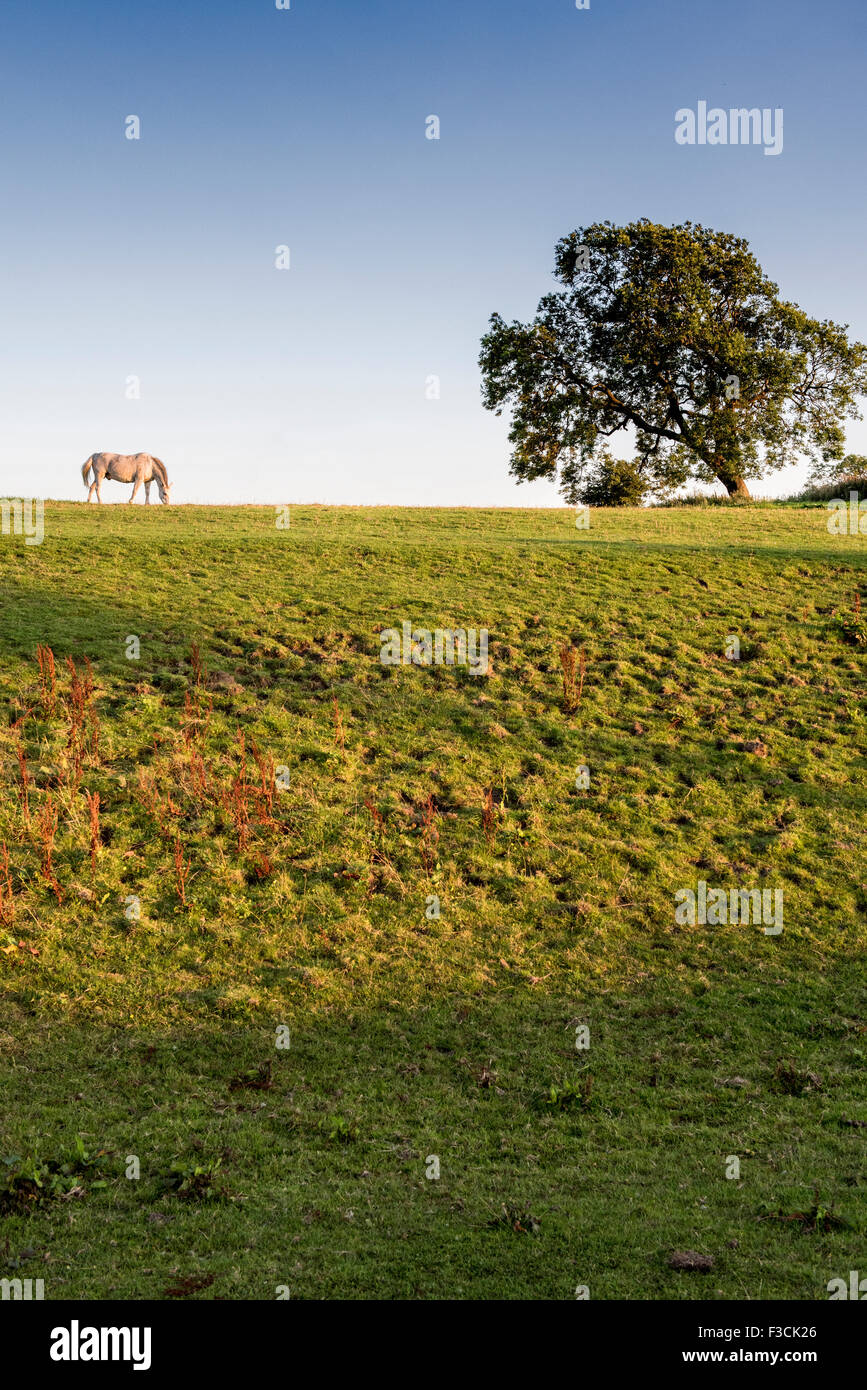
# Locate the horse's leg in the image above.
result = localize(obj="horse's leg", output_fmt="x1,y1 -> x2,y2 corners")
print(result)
129,476 -> 142,504
87,478 -> 97,502
144,480 -> 151,504
96,476 -> 103,503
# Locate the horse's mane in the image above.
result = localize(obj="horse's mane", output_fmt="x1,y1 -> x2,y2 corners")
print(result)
150,456 -> 169,485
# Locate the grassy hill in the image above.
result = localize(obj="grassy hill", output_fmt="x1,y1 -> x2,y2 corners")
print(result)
0,501 -> 864,1299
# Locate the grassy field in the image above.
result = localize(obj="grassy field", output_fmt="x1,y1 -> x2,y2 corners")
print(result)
0,501 -> 864,1300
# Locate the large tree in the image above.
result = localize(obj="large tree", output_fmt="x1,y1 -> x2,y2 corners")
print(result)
479,220 -> 867,500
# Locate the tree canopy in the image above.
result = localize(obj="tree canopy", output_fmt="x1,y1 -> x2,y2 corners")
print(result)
479,220 -> 867,500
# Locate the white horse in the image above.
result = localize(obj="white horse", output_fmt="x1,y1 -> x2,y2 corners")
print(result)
82,453 -> 171,504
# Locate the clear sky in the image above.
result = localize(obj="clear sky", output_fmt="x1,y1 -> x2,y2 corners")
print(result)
1,0 -> 864,504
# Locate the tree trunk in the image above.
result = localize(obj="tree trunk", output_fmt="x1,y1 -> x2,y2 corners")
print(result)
708,454 -> 752,500
724,475 -> 751,500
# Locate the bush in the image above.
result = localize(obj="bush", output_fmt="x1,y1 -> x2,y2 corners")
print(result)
789,474 -> 867,504
578,454 -> 647,507
654,491 -> 774,507
796,454 -> 867,502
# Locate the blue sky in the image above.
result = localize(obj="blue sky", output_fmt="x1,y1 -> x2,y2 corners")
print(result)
1,0 -> 864,504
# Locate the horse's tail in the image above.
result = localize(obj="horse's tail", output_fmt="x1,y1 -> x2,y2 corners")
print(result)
82,456 -> 93,486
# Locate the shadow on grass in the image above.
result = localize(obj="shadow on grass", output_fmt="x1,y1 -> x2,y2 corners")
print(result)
1,958 -> 864,1300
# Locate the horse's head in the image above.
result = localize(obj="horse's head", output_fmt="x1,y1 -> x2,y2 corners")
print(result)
158,481 -> 172,504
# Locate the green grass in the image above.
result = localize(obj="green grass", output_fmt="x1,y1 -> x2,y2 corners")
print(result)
0,501 -> 864,1299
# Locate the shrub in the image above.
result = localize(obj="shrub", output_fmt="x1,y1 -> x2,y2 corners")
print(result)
577,453 -> 647,507
790,473 -> 867,504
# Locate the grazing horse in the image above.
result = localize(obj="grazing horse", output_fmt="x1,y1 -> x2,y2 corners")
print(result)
82,453 -> 171,504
